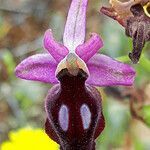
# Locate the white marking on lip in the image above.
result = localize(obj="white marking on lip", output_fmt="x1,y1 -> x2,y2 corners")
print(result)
80,104 -> 91,130
59,105 -> 69,131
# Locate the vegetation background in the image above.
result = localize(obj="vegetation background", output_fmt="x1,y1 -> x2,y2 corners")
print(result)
0,0 -> 150,149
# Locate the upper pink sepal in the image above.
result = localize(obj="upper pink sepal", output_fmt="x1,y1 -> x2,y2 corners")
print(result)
44,29 -> 69,62
15,54 -> 59,84
86,54 -> 136,86
75,33 -> 103,62
63,0 -> 88,51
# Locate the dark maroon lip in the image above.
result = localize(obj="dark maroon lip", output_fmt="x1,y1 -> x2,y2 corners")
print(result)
45,67 -> 105,149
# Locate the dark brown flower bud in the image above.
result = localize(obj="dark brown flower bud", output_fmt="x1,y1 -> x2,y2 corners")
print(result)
100,0 -> 150,63
126,4 -> 150,63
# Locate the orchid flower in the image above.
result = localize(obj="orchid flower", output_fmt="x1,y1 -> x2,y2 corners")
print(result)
100,0 -> 150,64
15,0 -> 135,149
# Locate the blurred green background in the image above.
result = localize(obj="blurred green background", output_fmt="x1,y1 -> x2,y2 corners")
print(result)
0,0 -> 150,149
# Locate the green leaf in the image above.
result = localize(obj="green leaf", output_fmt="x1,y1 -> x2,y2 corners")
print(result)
141,105 -> 150,127
2,50 -> 16,76
139,55 -> 150,73
116,55 -> 130,62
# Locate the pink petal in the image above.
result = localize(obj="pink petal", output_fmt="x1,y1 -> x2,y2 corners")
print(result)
75,33 -> 103,62
15,54 -> 59,84
43,29 -> 69,62
63,0 -> 88,51
86,54 -> 136,86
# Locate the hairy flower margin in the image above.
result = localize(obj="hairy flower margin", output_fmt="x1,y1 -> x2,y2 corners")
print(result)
15,0 -> 136,149
101,0 -> 150,64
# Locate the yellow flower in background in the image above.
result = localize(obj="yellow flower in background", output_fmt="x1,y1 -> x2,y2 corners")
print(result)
1,127 -> 59,150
